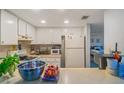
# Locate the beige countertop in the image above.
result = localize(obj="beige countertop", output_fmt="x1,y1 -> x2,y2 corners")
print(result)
0,68 -> 124,84
28,54 -> 61,58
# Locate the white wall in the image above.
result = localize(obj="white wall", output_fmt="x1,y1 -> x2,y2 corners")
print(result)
104,10 -> 124,54
90,24 -> 104,46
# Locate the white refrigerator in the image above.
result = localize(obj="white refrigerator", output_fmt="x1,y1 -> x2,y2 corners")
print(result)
61,34 -> 85,68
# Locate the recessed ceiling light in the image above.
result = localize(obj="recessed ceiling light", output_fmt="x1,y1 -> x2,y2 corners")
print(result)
7,20 -> 14,24
64,20 -> 69,24
40,20 -> 46,24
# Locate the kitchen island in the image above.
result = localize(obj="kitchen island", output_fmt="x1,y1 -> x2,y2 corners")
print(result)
0,68 -> 124,84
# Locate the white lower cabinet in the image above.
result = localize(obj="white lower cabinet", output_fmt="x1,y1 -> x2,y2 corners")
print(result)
39,57 -> 61,67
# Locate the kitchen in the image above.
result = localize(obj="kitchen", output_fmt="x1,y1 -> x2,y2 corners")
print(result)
0,9 -> 124,84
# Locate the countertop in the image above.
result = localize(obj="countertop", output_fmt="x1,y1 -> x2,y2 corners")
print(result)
0,68 -> 124,84
28,54 -> 61,58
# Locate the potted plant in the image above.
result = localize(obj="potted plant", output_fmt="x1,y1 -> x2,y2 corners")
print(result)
0,54 -> 19,78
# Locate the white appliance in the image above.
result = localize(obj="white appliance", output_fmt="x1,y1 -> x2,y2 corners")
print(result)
61,34 -> 85,68
51,49 -> 60,55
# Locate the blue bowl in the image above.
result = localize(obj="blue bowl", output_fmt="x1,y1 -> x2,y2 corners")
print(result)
18,60 -> 45,81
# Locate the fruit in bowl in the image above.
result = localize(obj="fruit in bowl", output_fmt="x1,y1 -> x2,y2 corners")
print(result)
42,65 -> 59,81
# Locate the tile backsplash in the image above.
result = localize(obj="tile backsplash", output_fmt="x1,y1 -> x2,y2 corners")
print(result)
0,45 -> 11,57
30,44 -> 61,55
0,41 -> 31,57
0,42 -> 61,57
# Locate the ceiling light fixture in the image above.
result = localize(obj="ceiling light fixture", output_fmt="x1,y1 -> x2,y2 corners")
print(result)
40,20 -> 46,24
64,20 -> 69,24
7,20 -> 14,24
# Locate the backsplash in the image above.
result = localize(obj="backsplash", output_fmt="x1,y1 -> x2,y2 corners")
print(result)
0,41 -> 31,57
30,44 -> 61,55
0,45 -> 12,57
18,41 -> 31,54
0,42 -> 61,57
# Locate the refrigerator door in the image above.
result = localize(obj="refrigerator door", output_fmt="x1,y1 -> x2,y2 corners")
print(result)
65,48 -> 84,68
65,34 -> 84,48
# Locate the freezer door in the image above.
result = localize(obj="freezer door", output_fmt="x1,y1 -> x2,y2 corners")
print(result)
65,48 -> 84,68
65,35 -> 84,48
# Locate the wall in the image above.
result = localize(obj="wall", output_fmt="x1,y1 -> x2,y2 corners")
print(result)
90,24 -> 104,46
104,10 -> 124,54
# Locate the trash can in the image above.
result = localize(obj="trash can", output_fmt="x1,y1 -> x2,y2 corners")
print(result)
118,63 -> 124,77
107,58 -> 119,76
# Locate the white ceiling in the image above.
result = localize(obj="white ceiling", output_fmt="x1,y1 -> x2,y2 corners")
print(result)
8,9 -> 104,27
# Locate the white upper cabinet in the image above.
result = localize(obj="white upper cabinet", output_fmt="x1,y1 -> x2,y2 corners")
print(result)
0,10 -> 18,45
18,19 -> 36,42
27,24 -> 32,38
27,24 -> 36,43
36,29 -> 50,44
18,19 -> 27,37
36,28 -> 62,44
50,29 -> 62,44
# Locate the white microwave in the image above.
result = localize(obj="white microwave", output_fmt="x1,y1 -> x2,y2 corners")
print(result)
51,49 -> 60,55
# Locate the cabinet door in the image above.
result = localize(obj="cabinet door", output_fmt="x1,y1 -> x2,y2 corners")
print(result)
18,19 -> 27,36
51,29 -> 62,44
36,29 -> 51,44
27,24 -> 36,44
0,10 -> 18,45
36,28 -> 62,44
31,26 -> 36,44
27,24 -> 31,38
